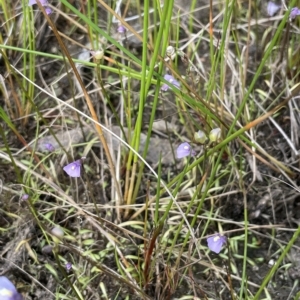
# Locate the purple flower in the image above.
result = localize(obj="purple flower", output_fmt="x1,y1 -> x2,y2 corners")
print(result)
161,74 -> 180,91
63,159 -> 82,177
28,0 -> 52,15
207,234 -> 227,254
20,194 -> 29,201
44,143 -> 55,152
117,24 -> 126,33
65,262 -> 72,272
176,142 -> 196,159
28,0 -> 48,4
290,7 -> 300,19
44,7 -> 52,15
0,276 -> 23,300
267,2 -> 281,17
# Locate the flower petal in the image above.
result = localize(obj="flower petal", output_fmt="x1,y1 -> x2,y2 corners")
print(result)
21,194 -> 29,201
161,74 -> 180,91
117,24 -> 126,33
66,262 -> 72,272
28,0 -> 48,6
28,0 -> 36,5
0,276 -> 23,300
207,234 -> 227,254
44,6 -> 52,15
290,7 -> 300,19
44,143 -> 55,152
267,2 -> 281,17
63,160 -> 81,177
176,142 -> 195,159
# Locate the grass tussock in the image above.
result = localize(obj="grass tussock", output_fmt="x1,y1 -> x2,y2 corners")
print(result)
1,0 -> 300,299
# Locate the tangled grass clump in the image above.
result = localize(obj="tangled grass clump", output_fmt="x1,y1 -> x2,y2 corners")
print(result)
1,0 -> 300,299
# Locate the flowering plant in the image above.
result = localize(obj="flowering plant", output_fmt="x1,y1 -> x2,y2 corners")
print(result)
207,234 -> 227,254
0,276 -> 23,300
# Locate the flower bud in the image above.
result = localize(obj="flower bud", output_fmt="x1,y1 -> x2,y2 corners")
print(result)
209,128 -> 221,142
66,262 -> 72,272
166,46 -> 175,57
91,49 -> 104,60
194,130 -> 206,144
51,226 -> 64,239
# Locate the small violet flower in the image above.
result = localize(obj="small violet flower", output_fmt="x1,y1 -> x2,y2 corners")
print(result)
28,0 -> 52,15
0,276 -> 23,300
44,7 -> 52,15
117,23 -> 126,34
290,7 -> 300,19
20,194 -> 29,201
63,159 -> 82,178
266,2 -> 281,17
161,74 -> 180,92
65,262 -> 72,272
176,142 -> 196,159
29,0 -> 47,5
44,143 -> 55,152
207,234 -> 227,254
